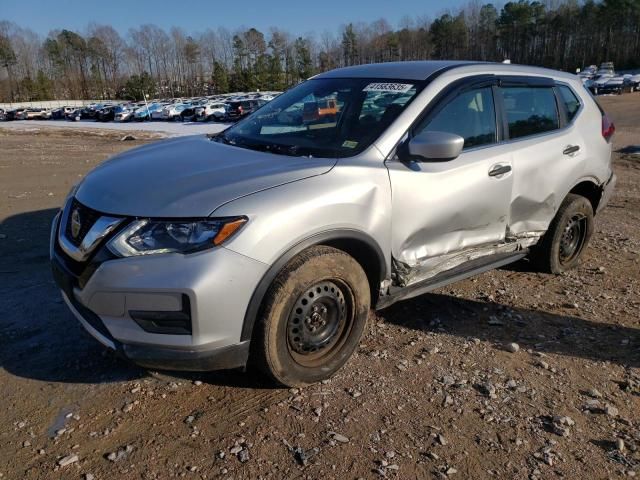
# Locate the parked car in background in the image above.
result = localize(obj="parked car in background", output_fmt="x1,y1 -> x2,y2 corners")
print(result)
51,106 -> 75,120
0,108 -> 5,121
597,61 -> 615,76
14,107 -> 51,120
80,103 -> 105,120
150,104 -> 169,120
195,102 -> 227,122
3,108 -> 25,121
226,99 -> 265,121
114,104 -> 135,122
179,104 -> 199,121
133,103 -> 163,121
65,108 -> 81,121
96,105 -> 117,122
586,74 -> 614,94
577,65 -> 597,82
50,61 -> 615,387
599,75 -> 626,94
161,103 -> 190,121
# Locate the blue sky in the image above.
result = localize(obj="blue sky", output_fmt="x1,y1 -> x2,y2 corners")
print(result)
2,0 -> 469,36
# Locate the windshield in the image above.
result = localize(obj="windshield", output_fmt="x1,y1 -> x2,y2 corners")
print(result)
217,77 -> 424,158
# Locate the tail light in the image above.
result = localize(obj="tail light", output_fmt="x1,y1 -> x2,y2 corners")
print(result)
238,106 -> 243,114
602,113 -> 615,142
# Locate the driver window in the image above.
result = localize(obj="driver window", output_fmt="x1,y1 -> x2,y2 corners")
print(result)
416,87 -> 497,149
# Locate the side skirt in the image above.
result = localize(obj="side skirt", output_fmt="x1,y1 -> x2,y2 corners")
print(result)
375,251 -> 527,310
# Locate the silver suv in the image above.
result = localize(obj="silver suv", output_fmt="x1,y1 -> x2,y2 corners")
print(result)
51,61 -> 616,386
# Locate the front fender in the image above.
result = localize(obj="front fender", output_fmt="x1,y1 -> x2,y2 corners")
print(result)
237,228 -> 387,342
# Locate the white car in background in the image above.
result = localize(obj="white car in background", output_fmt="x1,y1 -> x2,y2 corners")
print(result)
586,73 -> 613,94
195,102 -> 227,122
161,103 -> 190,121
22,107 -> 52,120
150,103 -> 169,120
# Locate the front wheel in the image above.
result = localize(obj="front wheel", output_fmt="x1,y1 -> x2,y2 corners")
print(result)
251,246 -> 370,387
529,193 -> 594,274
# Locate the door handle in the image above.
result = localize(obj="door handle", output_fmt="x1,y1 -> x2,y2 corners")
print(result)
563,145 -> 580,155
488,164 -> 512,177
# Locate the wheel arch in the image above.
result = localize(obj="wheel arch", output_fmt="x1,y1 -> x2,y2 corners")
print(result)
240,229 -> 387,342
568,178 -> 603,214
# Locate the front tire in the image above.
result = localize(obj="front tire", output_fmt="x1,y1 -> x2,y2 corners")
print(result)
530,193 -> 594,274
252,246 -> 370,387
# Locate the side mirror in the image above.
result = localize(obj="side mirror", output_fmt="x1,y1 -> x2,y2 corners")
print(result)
407,131 -> 464,161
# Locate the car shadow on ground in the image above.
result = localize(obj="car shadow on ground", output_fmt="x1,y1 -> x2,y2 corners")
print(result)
0,207 -> 148,384
379,291 -> 640,369
1,208 -> 638,389
616,145 -> 640,154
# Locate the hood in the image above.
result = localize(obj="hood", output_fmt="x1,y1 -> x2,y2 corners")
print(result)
75,135 -> 336,217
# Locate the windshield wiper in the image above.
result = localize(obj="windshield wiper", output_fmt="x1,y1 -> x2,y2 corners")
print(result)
210,133 -> 327,158
209,132 -> 233,145
239,141 -> 314,158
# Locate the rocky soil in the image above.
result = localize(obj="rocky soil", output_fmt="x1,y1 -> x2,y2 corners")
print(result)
0,96 -> 638,479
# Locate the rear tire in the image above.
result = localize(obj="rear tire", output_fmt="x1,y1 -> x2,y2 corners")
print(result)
529,193 -> 594,274
251,246 -> 370,387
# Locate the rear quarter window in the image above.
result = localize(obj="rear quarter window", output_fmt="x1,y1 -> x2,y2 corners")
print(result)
500,86 -> 559,139
557,85 -> 581,121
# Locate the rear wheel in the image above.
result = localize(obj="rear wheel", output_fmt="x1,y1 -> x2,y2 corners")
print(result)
530,193 -> 594,274
252,246 -> 370,387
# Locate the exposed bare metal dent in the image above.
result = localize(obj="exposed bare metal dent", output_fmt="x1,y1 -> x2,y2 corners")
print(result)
392,234 -> 542,288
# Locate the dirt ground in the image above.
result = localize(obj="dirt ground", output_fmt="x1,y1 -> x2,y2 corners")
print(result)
0,95 -> 639,480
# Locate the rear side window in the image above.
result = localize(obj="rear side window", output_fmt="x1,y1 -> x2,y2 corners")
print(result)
418,87 -> 497,149
500,86 -> 559,139
558,85 -> 581,121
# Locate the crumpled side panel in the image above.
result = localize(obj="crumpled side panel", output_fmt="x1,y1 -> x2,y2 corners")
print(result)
392,233 -> 542,287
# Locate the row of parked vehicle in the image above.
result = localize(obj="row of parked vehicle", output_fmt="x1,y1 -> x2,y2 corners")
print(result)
0,92 -> 281,124
578,62 -> 640,95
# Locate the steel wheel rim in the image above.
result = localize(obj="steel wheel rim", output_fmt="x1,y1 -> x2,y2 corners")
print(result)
559,213 -> 587,264
287,279 -> 354,367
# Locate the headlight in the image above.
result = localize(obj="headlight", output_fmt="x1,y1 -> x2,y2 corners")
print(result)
107,217 -> 247,257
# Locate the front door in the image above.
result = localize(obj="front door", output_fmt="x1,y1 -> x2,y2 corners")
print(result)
386,83 -> 514,286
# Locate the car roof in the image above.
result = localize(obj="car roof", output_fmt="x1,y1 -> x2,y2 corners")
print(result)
314,61 -> 478,80
313,60 -> 577,82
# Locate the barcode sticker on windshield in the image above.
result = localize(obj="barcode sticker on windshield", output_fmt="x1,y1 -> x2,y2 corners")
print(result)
363,83 -> 413,93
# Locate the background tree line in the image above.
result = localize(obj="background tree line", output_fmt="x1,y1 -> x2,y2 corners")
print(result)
1,0 -> 639,102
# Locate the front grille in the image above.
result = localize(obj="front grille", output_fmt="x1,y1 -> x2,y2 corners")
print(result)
64,198 -> 101,247
54,210 -> 119,288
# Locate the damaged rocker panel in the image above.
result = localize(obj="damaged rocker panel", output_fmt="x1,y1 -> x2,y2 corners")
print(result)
376,234 -> 542,309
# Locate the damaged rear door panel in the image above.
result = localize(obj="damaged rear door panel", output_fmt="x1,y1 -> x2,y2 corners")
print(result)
499,81 -> 586,237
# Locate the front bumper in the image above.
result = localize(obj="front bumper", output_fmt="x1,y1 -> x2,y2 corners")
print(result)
50,212 -> 267,371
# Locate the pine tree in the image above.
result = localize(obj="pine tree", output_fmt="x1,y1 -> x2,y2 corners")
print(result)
212,61 -> 228,93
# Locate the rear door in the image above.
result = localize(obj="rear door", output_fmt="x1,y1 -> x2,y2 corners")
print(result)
386,78 -> 514,283
498,77 -> 585,235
